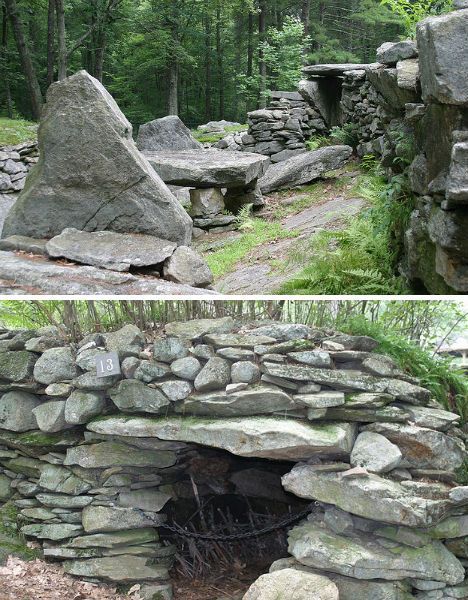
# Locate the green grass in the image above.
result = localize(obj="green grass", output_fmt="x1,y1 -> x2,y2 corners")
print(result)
0,118 -> 38,146
278,169 -> 414,295
192,124 -> 248,145
204,217 -> 296,278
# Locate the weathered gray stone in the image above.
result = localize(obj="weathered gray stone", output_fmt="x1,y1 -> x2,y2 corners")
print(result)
205,333 -> 276,348
164,317 -> 236,339
0,351 -> 36,382
344,393 -> 394,408
144,148 -> 269,187
176,386 -> 295,417
288,520 -> 464,584
64,390 -> 106,425
282,464 -> 453,527
134,360 -> 171,383
170,356 -> 202,380
2,72 -> 192,244
82,505 -> 165,533
258,146 -> 352,193
363,423 -> 465,471
190,187 -> 225,217
103,324 -> 145,359
350,432 -> 402,474
303,64 -> 368,76
64,440 -> 176,469
194,357 -> 231,391
33,347 -> 78,384
46,229 -> 177,272
87,415 -> 356,461
157,379 -> 192,401
287,350 -> 331,368
417,10 -> 468,105
446,141 -> 468,204
22,523 -> 83,540
243,568 -> 339,600
396,58 -> 420,91
397,404 -> 460,431
294,391 -> 345,409
163,245 -> 213,288
153,337 -> 190,363
247,324 -> 314,341
261,362 -> 430,404
449,487 -> 468,503
0,391 -> 40,431
32,400 -> 68,432
67,529 -> 159,548
366,65 -> 418,109
36,493 -> 93,508
38,464 -> 91,495
136,115 -> 202,152
0,473 -> 12,500
109,379 -> 170,413
216,347 -> 255,361
376,41 -> 418,65
324,335 -> 379,352
231,361 -> 260,384
63,555 -> 168,583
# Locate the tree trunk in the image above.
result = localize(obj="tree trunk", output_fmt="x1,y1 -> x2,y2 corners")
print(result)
258,0 -> 267,109
216,3 -> 224,119
4,0 -> 43,119
46,0 -> 55,87
204,12 -> 212,121
55,0 -> 67,80
93,26 -> 106,81
167,61 -> 179,115
247,10 -> 253,78
1,0 -> 13,118
301,0 -> 311,37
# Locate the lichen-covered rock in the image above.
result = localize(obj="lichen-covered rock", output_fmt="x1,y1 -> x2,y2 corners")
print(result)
32,400 -> 68,433
247,324 -> 314,341
231,361 -> 261,384
157,379 -> 192,401
376,40 -> 418,65
110,379 -> 170,413
0,391 -> 40,431
243,568 -> 339,600
164,317 -> 236,340
163,246 -> 213,288
82,505 -> 165,533
33,347 -> 78,384
64,390 -> 106,425
282,464 -> 452,527
350,432 -> 402,473
0,351 -> 36,382
87,415 -> 356,461
287,351 -> 331,368
38,464 -> 91,495
21,523 -> 83,540
194,357 -> 231,391
170,356 -> 202,380
153,337 -> 190,363
134,360 -> 171,383
63,555 -> 169,583
103,324 -> 145,359
64,441 -> 176,469
288,520 -> 465,584
2,71 -> 192,244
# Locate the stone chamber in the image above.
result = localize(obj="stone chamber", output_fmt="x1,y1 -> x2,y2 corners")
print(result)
0,317 -> 467,599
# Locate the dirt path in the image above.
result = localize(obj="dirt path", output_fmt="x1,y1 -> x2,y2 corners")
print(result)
206,169 -> 366,294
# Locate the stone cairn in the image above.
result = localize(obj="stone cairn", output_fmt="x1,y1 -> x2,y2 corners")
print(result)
0,319 -> 467,600
241,91 -> 327,163
0,142 -> 38,194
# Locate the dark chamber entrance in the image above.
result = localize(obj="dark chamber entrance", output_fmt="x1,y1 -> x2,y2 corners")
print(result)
161,446 -> 309,599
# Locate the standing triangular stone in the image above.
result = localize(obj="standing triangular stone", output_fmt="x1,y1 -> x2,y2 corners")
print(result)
2,71 -> 192,244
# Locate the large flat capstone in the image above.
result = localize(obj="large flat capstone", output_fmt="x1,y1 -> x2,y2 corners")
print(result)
45,229 -> 177,272
1,71 -> 192,244
143,148 -> 270,188
87,416 -> 357,461
258,146 -> 353,194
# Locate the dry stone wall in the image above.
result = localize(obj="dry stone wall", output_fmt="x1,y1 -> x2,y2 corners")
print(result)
0,142 -> 38,194
0,319 -> 466,600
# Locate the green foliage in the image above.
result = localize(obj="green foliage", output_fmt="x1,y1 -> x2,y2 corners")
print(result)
306,135 -> 331,151
361,153 -> 379,171
329,124 -> 360,149
455,460 -> 468,486
280,169 -> 413,295
380,0 -> 453,37
191,124 -> 248,144
0,503 -> 42,564
0,118 -> 38,146
342,315 -> 468,423
204,218 -> 296,278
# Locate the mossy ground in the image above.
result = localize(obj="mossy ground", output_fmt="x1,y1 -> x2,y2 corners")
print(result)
0,502 -> 41,564
191,124 -> 248,145
0,118 -> 38,146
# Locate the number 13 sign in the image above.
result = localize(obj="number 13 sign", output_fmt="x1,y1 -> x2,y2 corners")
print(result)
95,352 -> 121,377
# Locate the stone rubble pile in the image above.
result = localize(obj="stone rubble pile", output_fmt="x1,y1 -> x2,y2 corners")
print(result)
0,318 -> 466,600
0,141 -> 38,194
241,91 -> 327,163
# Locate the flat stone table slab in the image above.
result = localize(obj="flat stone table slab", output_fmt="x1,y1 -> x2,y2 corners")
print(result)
143,149 -> 270,188
303,64 -> 369,78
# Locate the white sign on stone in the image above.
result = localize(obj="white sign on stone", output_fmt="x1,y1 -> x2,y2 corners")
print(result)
95,352 -> 121,377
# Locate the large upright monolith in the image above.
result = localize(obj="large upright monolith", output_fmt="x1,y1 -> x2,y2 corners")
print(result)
1,71 -> 192,244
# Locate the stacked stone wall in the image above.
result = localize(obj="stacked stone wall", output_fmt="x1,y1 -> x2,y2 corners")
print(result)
0,319 -> 466,599
0,142 -> 38,194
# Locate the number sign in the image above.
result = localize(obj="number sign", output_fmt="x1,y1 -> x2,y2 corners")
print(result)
95,352 -> 121,377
